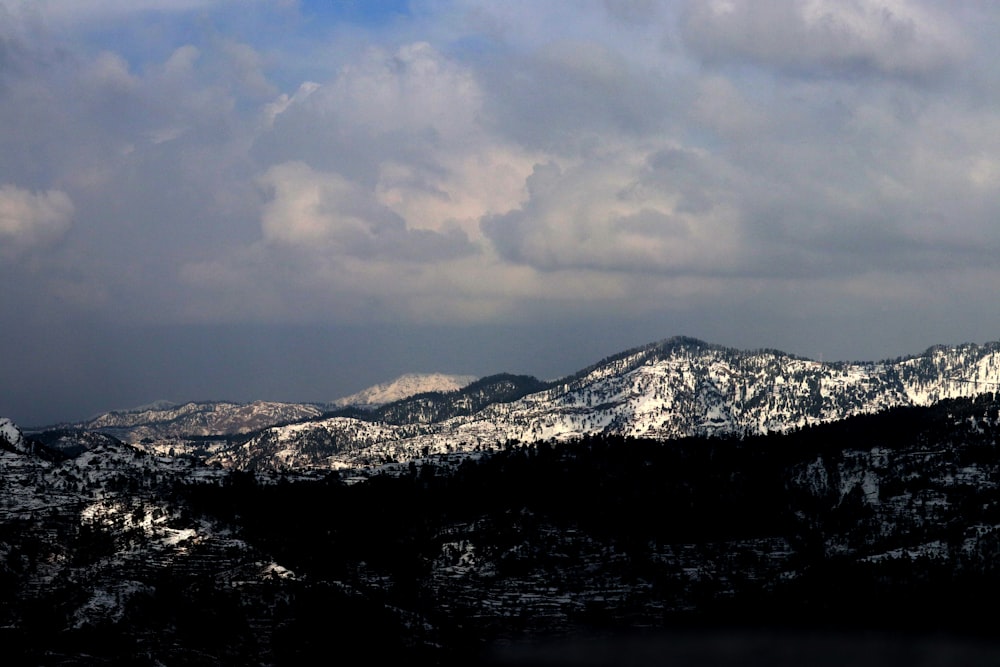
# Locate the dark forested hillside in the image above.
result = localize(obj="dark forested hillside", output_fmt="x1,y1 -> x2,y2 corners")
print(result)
180,394 -> 1000,662
7,396 -> 1000,664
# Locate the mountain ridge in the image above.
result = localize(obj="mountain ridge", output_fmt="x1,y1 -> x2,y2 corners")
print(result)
330,372 -> 479,409
210,336 -> 1000,471
39,335 -> 1000,472
57,399 -> 326,443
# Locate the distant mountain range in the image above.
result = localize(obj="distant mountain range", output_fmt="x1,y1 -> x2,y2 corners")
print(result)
43,336 -> 1000,472
55,373 -> 480,445
66,400 -> 325,443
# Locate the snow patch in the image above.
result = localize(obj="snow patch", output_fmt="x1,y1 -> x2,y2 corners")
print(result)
332,373 -> 478,408
0,417 -> 27,453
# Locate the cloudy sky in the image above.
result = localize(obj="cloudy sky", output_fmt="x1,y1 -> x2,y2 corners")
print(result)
3,0 -> 1000,424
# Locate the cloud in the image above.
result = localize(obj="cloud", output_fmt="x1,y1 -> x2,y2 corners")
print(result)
258,161 -> 395,247
173,6 -> 1000,334
482,142 -> 747,276
603,0 -> 661,25
13,0 -> 225,23
323,41 -> 483,139
0,184 -> 73,256
83,51 -> 138,91
4,0 -> 1000,354
257,161 -> 476,261
11,0 -> 1000,425
254,42 -> 537,236
681,0 -> 966,79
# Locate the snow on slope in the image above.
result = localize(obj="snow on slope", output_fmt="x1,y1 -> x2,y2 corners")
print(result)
0,424 -> 292,633
70,400 -> 324,442
214,338 -> 1000,471
0,417 -> 27,453
331,373 -> 479,408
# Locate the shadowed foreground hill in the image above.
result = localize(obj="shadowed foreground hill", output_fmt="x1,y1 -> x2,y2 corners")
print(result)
6,395 -> 1000,663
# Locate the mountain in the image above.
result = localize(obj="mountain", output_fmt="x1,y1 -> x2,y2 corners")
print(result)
0,416 -> 27,454
52,373 -> 480,446
213,336 -> 1000,471
7,397 -> 1000,663
0,416 -> 307,664
331,373 -> 479,408
63,399 -> 325,444
41,335 -> 1000,473
32,428 -> 134,458
329,373 -> 549,425
1,416 -> 66,461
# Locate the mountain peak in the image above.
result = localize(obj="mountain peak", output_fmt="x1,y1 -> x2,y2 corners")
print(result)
331,373 -> 479,409
0,417 -> 28,454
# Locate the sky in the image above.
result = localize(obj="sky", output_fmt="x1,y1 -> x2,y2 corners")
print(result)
3,0 -> 1000,425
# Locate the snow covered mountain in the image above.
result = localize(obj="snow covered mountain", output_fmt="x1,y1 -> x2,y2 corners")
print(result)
0,416 -> 27,454
65,400 -> 325,443
0,417 -> 305,662
55,374 -> 479,445
213,337 -> 1000,471
330,373 -> 479,408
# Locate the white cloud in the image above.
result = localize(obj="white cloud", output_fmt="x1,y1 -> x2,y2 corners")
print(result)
4,0 -> 1000,349
258,42 -> 538,240
258,161 -> 394,248
322,41 -> 482,138
162,44 -> 201,78
261,81 -> 319,128
483,142 -> 744,276
83,51 -> 137,91
0,184 -> 74,256
256,160 -> 478,263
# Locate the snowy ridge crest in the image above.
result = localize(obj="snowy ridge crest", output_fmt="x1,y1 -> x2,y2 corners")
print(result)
68,400 -> 324,442
331,373 -> 479,409
213,338 -> 1000,471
